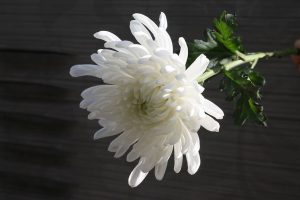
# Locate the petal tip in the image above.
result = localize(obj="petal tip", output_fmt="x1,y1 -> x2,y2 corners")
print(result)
213,124 -> 220,132
69,65 -> 78,77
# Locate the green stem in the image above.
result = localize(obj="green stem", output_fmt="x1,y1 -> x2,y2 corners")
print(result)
196,47 -> 299,83
273,47 -> 299,57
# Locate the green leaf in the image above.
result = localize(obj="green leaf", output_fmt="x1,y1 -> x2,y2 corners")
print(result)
248,70 -> 266,86
212,11 -> 244,53
187,11 -> 243,68
187,29 -> 231,67
220,66 -> 267,126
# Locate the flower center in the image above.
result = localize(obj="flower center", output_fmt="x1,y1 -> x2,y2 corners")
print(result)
124,83 -> 175,126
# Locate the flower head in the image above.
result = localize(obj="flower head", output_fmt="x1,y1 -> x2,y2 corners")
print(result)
70,12 -> 224,187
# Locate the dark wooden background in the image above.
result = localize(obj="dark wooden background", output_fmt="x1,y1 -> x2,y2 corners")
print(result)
0,0 -> 300,199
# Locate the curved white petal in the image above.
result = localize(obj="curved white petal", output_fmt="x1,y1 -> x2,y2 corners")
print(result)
185,54 -> 209,81
132,32 -> 152,50
157,27 -> 173,52
181,122 -> 193,153
114,143 -> 132,158
91,53 -> 106,65
104,41 -> 133,53
140,153 -> 159,173
70,64 -> 102,77
97,49 -> 115,59
174,154 -> 183,173
128,159 -> 149,187
93,128 -> 122,140
94,31 -> 121,42
159,12 -> 168,29
186,152 -> 200,175
130,20 -> 152,40
155,161 -> 168,180
128,44 -> 149,57
190,132 -> 200,153
126,149 -> 139,162
200,114 -> 220,132
81,85 -> 119,98
132,13 -> 159,39
178,37 -> 188,65
174,140 -> 183,173
203,99 -> 224,119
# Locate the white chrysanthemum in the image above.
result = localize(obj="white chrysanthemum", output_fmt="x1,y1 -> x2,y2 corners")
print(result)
70,12 -> 224,187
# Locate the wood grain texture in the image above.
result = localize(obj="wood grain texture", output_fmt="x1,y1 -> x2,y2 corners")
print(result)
0,0 -> 300,199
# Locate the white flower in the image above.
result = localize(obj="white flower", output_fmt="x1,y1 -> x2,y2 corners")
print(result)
70,12 -> 224,187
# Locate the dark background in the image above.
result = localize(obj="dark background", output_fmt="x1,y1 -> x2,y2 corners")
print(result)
0,0 -> 300,199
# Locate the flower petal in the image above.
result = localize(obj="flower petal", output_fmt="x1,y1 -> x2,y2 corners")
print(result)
133,13 -> 158,39
133,32 -> 152,51
70,64 -> 102,77
164,122 -> 181,145
128,44 -> 149,57
108,130 -> 138,154
140,153 -> 159,173
174,154 -> 183,173
128,159 -> 149,187
155,161 -> 168,180
201,114 -> 220,132
185,54 -> 209,81
203,99 -> 224,119
130,20 -> 152,40
156,27 -> 173,52
186,152 -> 200,175
174,140 -> 183,173
190,132 -> 200,153
104,41 -> 133,53
81,85 -> 119,98
159,12 -> 168,29
127,149 -> 139,162
93,128 -> 122,140
178,37 -> 188,64
91,53 -> 106,65
94,31 -> 121,42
